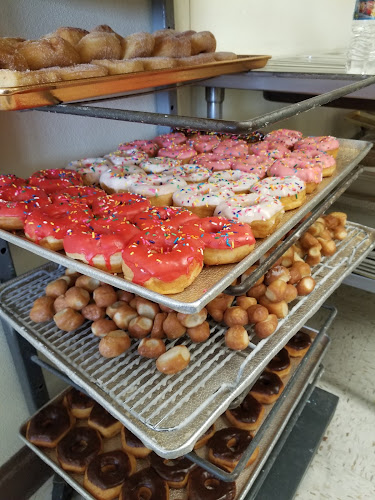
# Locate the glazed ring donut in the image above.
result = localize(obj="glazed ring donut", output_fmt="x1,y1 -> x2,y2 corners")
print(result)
214,193 -> 284,239
285,331 -> 312,357
250,176 -> 306,211
207,427 -> 259,471
194,424 -> 215,449
212,139 -> 248,158
122,232 -> 204,294
225,394 -> 265,431
28,169 -> 83,194
0,186 -> 49,230
57,426 -> 102,474
63,388 -> 95,419
199,216 -> 255,265
267,157 -> 323,194
67,157 -> 111,186
250,371 -> 284,404
188,467 -> 236,500
24,203 -> 90,251
63,222 -> 140,273
149,452 -> 196,488
88,403 -> 122,438
231,154 -> 273,178
172,182 -> 235,218
84,450 -> 136,500
266,347 -> 291,378
139,156 -> 181,174
120,467 -> 169,500
26,404 -> 74,448
120,426 -> 151,458
118,140 -> 159,157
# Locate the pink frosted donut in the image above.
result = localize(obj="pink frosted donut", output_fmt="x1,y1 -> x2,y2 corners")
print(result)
0,174 -> 26,188
287,150 -> 336,177
29,169 -> 83,194
117,140 -> 159,157
153,132 -> 186,148
158,145 -> 197,164
293,136 -> 340,158
250,141 -> 290,158
187,135 -> 220,153
212,139 -> 248,158
268,158 -> 322,194
231,154 -> 274,178
265,129 -> 303,147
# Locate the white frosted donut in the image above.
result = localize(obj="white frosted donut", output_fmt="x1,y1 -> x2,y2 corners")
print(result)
215,193 -> 284,238
104,150 -> 149,165
208,171 -> 259,192
139,157 -> 181,174
250,175 -> 306,211
171,164 -> 211,183
67,157 -> 111,185
173,182 -> 235,217
129,175 -> 187,206
99,168 -> 146,193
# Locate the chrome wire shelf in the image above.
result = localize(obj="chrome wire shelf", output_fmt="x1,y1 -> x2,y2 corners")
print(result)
1,222 -> 374,458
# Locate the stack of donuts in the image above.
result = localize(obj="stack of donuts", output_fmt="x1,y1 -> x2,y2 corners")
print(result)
28,211 -> 346,374
0,25 -> 238,87
26,331 -> 312,499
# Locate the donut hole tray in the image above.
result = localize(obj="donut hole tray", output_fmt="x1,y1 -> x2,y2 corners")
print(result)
19,327 -> 329,499
0,138 -> 371,314
1,221 -> 374,459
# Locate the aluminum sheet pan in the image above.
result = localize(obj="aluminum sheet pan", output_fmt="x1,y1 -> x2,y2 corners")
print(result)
19,330 -> 328,500
0,138 -> 371,313
0,55 -> 270,111
1,222 -> 374,458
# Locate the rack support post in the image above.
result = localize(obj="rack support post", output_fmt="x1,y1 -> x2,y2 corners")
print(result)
206,87 -> 225,119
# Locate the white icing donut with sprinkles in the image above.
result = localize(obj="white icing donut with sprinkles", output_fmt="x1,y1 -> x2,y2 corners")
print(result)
250,176 -> 306,211
172,182 -> 235,218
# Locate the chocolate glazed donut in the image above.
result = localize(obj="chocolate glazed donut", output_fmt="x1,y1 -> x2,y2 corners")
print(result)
285,331 -> 312,357
149,452 -> 196,488
121,426 -> 151,458
207,427 -> 258,471
88,403 -> 122,438
26,404 -> 73,448
64,388 -> 95,419
84,450 -> 136,500
188,466 -> 236,500
120,467 -> 169,500
57,426 -> 101,473
250,371 -> 284,404
266,347 -> 291,378
225,394 -> 265,431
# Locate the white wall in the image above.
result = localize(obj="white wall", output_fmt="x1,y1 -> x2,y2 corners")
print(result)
0,0 -> 156,465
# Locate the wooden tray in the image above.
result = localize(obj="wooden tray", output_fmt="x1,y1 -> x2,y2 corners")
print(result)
0,55 -> 271,111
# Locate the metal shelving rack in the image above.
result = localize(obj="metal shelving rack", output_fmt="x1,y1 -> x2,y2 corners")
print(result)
1,2 -> 375,497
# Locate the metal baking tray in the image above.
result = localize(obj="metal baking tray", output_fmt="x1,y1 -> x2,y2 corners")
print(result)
0,138 -> 371,313
19,329 -> 328,500
0,55 -> 270,111
1,221 -> 374,458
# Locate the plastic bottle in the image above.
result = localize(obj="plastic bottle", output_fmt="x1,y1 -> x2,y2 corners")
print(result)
346,0 -> 375,74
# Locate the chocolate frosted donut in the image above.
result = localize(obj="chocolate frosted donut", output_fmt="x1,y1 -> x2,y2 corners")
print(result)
207,427 -> 258,471
149,452 -> 196,488
26,404 -> 73,448
266,347 -> 291,378
250,371 -> 284,404
225,394 -> 265,431
188,466 -> 236,500
121,426 -> 151,458
84,450 -> 136,500
88,403 -> 122,438
120,467 -> 169,500
285,331 -> 312,357
57,426 -> 101,473
63,388 -> 95,419
194,424 -> 215,449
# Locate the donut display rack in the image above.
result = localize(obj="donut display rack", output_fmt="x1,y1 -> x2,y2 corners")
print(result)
1,221 -> 374,460
0,138 -> 371,314
18,324 -> 329,500
0,55 -> 271,111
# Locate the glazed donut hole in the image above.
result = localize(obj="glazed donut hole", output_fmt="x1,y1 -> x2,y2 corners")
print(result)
156,345 -> 190,374
64,286 -> 90,311
54,295 -> 68,313
259,296 -> 288,319
247,304 -> 268,324
246,283 -> 267,300
264,265 -> 290,286
150,312 -> 167,339
30,296 -> 55,322
187,321 -> 210,343
225,325 -> 249,350
223,306 -> 249,327
177,308 -> 207,328
113,305 -> 138,330
106,301 -> 128,319
265,279 -> 287,303
128,316 -> 153,339
138,338 -> 166,358
91,318 -> 117,337
81,303 -> 106,322
117,290 -> 135,303
254,314 -> 278,339
135,298 -> 160,320
159,303 -> 174,313
99,330 -> 131,358
284,283 -> 298,303
93,284 -> 117,308
54,308 -> 84,332
296,276 -> 316,296
45,279 -> 68,298
162,312 -> 186,340
235,296 -> 257,310
75,275 -> 100,292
